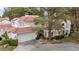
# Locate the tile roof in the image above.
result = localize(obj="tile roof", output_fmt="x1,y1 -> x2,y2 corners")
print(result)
12,15 -> 38,22
0,23 -> 11,29
0,23 -> 33,34
0,25 -> 33,34
15,27 -> 33,34
0,15 -> 38,34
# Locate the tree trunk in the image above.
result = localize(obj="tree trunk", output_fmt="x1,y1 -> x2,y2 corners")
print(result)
47,10 -> 54,40
48,17 -> 52,40
48,21 -> 52,40
72,8 -> 78,31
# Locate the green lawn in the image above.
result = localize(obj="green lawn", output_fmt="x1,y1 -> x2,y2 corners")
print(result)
62,32 -> 78,43
0,46 -> 17,51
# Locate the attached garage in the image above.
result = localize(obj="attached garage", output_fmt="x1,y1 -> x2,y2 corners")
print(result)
17,32 -> 37,42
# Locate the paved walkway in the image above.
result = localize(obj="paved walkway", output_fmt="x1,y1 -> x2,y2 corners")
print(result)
14,40 -> 79,51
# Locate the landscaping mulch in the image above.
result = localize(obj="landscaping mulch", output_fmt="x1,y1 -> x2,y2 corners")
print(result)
38,39 -> 63,44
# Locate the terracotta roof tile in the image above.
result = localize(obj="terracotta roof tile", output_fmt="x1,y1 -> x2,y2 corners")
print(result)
0,23 -> 33,33
0,23 -> 11,29
15,27 -> 33,34
0,15 -> 37,34
12,15 -> 38,22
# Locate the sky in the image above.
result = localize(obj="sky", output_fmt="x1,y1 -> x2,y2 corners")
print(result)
0,7 -> 5,16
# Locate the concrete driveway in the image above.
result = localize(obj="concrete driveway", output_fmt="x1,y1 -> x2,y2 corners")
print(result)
14,40 -> 79,51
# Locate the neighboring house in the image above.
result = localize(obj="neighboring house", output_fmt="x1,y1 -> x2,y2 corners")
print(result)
11,15 -> 38,27
12,15 -> 38,42
44,19 -> 64,38
0,15 -> 38,42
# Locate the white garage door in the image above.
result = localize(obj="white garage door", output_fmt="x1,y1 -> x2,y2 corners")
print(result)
17,32 -> 37,42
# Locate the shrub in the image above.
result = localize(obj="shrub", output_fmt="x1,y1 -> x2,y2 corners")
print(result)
0,40 -> 8,45
59,35 -> 64,39
0,39 -> 18,46
1,32 -> 9,39
51,35 -> 64,40
7,39 -> 18,46
0,37 -> 2,41
36,30 -> 44,40
0,32 -> 18,46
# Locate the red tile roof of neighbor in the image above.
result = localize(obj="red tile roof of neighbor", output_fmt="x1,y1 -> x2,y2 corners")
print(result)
4,26 -> 16,33
0,25 -> 33,34
0,22 -> 33,33
5,27 -> 33,34
0,15 -> 38,34
12,15 -> 38,22
15,27 -> 33,34
0,23 -> 11,29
